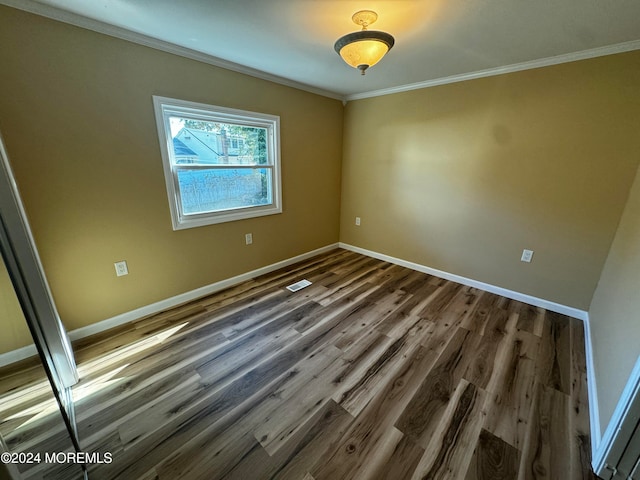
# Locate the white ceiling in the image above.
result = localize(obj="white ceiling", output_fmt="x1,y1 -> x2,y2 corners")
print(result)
5,0 -> 640,100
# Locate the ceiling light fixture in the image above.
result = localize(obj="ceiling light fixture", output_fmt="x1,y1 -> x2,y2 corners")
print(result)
334,10 -> 395,75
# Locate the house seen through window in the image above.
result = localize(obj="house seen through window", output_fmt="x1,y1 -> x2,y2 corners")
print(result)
153,96 -> 282,230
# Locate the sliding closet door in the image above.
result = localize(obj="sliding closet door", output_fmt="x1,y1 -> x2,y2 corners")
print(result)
0,133 -> 83,477
0,137 -> 78,390
0,253 -> 83,480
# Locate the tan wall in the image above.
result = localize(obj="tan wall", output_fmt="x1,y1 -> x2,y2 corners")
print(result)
340,51 -> 640,309
0,258 -> 31,354
589,162 -> 640,435
0,6 -> 343,333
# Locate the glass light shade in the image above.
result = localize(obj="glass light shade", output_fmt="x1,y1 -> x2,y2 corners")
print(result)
339,39 -> 389,69
334,30 -> 395,73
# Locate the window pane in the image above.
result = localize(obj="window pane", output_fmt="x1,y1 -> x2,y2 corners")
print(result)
170,116 -> 268,165
154,96 -> 281,229
177,168 -> 272,215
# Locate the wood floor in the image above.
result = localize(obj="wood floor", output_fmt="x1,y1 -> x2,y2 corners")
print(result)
0,248 -> 595,480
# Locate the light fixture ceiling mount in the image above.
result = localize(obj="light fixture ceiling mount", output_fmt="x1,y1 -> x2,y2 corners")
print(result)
334,10 -> 395,75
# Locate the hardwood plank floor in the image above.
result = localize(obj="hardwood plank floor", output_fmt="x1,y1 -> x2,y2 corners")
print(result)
0,248 -> 597,479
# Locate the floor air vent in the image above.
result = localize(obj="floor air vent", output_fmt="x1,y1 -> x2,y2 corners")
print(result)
286,279 -> 312,292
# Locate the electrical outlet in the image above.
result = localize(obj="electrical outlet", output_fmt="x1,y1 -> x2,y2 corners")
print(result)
114,260 -> 128,276
521,249 -> 534,263
245,233 -> 253,245
355,216 -> 361,226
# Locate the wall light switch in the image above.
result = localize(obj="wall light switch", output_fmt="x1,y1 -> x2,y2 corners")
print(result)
355,217 -> 361,226
114,260 -> 128,276
245,233 -> 253,245
521,249 -> 534,263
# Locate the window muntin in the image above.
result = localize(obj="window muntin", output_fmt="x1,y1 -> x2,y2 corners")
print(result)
153,96 -> 281,230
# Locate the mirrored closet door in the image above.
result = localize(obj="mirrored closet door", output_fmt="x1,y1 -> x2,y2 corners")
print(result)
0,134 -> 84,479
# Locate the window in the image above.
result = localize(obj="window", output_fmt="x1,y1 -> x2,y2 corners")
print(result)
153,96 -> 282,230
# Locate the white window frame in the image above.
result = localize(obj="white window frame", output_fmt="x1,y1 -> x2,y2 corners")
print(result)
152,96 -> 282,230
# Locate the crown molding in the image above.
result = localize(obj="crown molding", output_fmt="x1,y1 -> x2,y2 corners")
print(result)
3,0 -> 640,104
0,0 -> 344,101
345,39 -> 640,101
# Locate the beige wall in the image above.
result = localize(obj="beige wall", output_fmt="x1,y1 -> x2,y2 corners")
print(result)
0,258 -> 31,354
340,51 -> 640,309
589,162 -> 640,435
0,6 -> 343,334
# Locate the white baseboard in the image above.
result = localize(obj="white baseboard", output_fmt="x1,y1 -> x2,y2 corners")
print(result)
67,243 -> 339,341
0,243 -> 339,367
583,314 -> 602,453
339,243 -> 589,320
0,344 -> 38,368
592,355 -> 640,477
